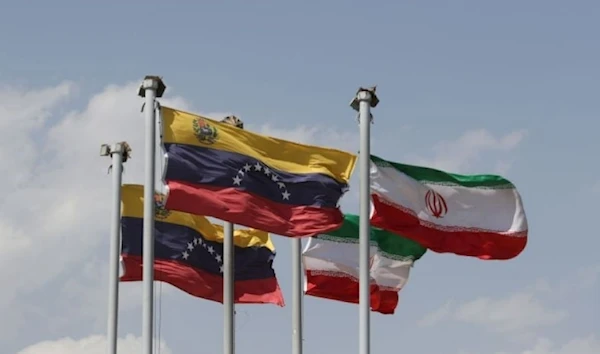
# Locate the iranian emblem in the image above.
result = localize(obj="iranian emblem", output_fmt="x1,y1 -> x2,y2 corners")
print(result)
192,118 -> 218,144
154,193 -> 171,220
425,189 -> 448,218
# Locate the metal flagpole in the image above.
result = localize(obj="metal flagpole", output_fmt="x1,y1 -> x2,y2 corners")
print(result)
220,115 -> 244,354
101,141 -> 131,354
350,86 -> 379,354
138,75 -> 166,354
223,221 -> 235,354
292,238 -> 303,354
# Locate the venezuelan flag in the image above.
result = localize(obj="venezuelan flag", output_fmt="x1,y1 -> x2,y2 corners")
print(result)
120,184 -> 285,306
160,106 -> 357,237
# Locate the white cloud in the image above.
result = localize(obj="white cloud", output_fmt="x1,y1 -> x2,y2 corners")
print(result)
0,81 -> 74,187
417,264 -> 600,336
414,128 -> 528,173
417,300 -> 454,327
453,290 -> 567,334
256,123 -> 358,153
444,264 -> 600,354
17,334 -> 173,354
494,160 -> 515,175
419,286 -> 566,335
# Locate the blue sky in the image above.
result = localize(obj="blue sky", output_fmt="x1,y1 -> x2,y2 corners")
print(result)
1,1 -> 598,353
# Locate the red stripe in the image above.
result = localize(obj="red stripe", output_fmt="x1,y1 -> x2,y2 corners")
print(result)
165,181 -> 344,237
371,194 -> 527,260
305,271 -> 399,315
120,255 -> 285,306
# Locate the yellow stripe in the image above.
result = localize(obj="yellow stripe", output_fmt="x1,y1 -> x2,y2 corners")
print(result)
161,106 -> 357,183
121,184 -> 275,252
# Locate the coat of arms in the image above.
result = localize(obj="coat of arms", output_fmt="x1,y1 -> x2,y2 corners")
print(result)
154,193 -> 171,220
425,189 -> 448,218
192,118 -> 218,144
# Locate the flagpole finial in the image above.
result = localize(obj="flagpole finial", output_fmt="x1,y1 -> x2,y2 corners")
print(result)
138,75 -> 166,98
350,86 -> 379,112
350,86 -> 379,124
100,141 -> 132,163
221,115 -> 245,130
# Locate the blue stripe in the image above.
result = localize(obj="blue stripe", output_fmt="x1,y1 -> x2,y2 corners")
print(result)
121,217 -> 276,281
164,143 -> 348,208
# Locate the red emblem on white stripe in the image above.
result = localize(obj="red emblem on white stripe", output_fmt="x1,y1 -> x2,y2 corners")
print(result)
425,190 -> 448,218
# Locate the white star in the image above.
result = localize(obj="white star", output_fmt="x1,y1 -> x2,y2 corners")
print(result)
219,265 -> 224,273
208,246 -> 215,254
254,162 -> 262,171
243,163 -> 251,171
237,169 -> 244,176
277,182 -> 286,189
215,254 -> 222,263
282,190 -> 291,200
203,243 -> 207,248
271,175 -> 279,182
187,242 -> 194,251
182,251 -> 189,260
197,238 -> 203,245
232,175 -> 242,185
193,238 -> 199,245
263,167 -> 271,176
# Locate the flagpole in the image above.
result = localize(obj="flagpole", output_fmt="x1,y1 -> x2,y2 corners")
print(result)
223,221 -> 235,354
138,75 -> 166,354
350,86 -> 379,354
220,115 -> 244,354
101,141 -> 131,354
292,238 -> 303,354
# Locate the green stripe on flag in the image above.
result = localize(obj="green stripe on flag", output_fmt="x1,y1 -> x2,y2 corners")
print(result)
322,214 -> 427,261
370,154 -> 515,188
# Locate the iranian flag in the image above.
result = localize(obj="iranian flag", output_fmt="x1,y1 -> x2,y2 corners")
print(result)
302,214 -> 426,314
369,154 -> 528,260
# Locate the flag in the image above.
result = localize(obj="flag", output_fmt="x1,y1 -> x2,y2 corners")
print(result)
302,214 -> 426,314
369,154 -> 528,260
160,106 -> 357,237
119,184 -> 285,306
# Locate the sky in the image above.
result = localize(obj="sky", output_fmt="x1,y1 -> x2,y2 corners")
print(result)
0,0 -> 599,353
